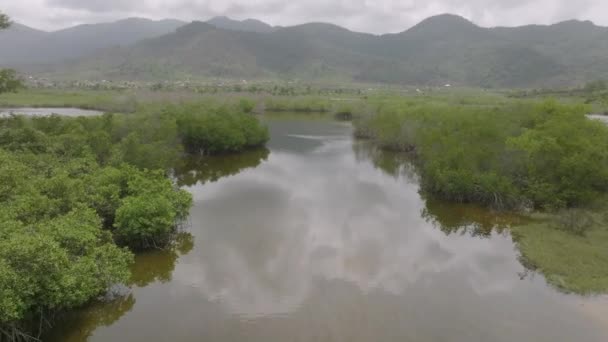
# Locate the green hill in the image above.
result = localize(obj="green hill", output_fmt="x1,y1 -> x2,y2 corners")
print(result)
0,18 -> 185,66
206,16 -> 276,33
16,14 -> 608,87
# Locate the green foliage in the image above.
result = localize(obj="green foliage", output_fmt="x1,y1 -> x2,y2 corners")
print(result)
170,102 -> 269,155
0,69 -> 22,94
355,98 -> 608,209
0,89 -> 137,113
0,12 -> 23,94
113,168 -> 192,249
0,15 -> 23,96
238,98 -> 255,113
0,97 -> 268,337
507,103 -> 608,208
114,195 -> 176,249
0,209 -> 133,336
0,109 -> 203,339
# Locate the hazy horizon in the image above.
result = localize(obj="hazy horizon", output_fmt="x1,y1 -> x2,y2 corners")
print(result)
6,12 -> 607,35
3,0 -> 608,34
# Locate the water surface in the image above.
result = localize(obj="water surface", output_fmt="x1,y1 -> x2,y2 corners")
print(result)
48,115 -> 607,342
0,107 -> 103,117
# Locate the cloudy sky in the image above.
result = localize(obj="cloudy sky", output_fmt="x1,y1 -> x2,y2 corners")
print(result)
3,0 -> 608,34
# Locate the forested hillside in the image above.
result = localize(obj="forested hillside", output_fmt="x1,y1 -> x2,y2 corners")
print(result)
0,18 -> 185,65
4,14 -> 608,87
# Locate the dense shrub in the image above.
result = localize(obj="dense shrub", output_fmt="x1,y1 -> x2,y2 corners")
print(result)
0,112 -> 195,339
0,99 -> 267,338
354,99 -> 608,209
114,195 -> 176,249
170,102 -> 269,155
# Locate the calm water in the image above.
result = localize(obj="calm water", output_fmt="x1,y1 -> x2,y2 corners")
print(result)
0,107 -> 103,117
47,115 -> 607,342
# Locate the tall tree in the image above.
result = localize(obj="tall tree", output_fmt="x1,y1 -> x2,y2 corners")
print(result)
0,11 -> 22,94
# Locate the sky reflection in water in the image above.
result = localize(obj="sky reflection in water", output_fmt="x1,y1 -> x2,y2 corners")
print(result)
49,116 -> 607,342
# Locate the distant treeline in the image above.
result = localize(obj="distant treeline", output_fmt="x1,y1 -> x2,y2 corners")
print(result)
509,80 -> 608,114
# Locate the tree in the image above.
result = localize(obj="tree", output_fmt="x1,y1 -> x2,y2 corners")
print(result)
0,12 -> 9,29
114,195 -> 177,249
0,69 -> 22,94
0,12 -> 22,94
584,80 -> 607,93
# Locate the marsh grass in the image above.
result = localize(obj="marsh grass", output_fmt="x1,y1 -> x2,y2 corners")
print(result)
0,89 -> 138,113
512,218 -> 608,294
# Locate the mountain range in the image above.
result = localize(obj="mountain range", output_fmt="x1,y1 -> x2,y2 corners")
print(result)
2,14 -> 607,87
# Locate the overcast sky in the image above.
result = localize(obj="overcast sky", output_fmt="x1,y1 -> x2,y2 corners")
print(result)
3,0 -> 608,34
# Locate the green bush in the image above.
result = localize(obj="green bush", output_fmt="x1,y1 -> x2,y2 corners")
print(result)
0,109 -> 203,338
114,195 -> 177,249
170,102 -> 269,155
354,99 -> 608,209
0,209 -> 133,338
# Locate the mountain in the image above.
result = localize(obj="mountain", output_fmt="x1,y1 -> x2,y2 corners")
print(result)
14,14 -> 608,87
0,23 -> 48,63
406,14 -> 489,39
206,16 -> 275,33
491,20 -> 608,84
49,20 -> 385,82
0,18 -> 185,66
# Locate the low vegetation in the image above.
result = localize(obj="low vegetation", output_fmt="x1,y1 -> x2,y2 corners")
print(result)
510,79 -> 608,114
170,102 -> 269,154
264,96 -> 332,113
355,95 -> 608,293
512,215 -> 608,294
355,99 -> 608,210
0,89 -> 137,113
0,100 -> 268,339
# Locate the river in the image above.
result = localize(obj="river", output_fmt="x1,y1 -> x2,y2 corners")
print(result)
46,114 -> 607,342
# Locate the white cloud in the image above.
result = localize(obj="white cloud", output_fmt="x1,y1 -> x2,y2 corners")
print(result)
172,136 -> 527,317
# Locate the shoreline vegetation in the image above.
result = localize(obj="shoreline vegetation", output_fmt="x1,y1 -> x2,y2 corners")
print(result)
352,94 -> 608,295
1,83 -> 608,340
0,101 -> 268,340
0,88 -> 367,116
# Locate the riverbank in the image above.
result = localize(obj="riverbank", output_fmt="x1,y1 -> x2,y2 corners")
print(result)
0,100 -> 269,340
44,115 -> 608,342
512,211 -> 608,294
353,96 -> 608,294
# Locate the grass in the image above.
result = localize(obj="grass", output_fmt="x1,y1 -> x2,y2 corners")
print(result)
512,219 -> 608,294
1,88 -> 370,117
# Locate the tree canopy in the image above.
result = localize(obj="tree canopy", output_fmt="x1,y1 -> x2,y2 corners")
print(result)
0,12 -> 22,94
0,101 -> 267,340
354,98 -> 608,210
